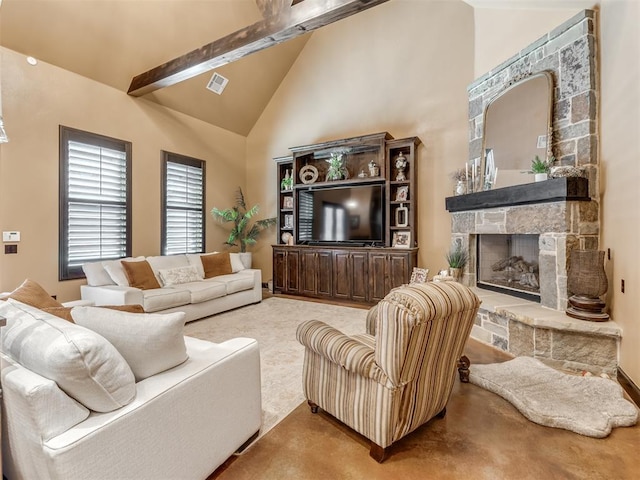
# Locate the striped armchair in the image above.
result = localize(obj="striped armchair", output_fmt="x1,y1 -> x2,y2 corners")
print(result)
296,281 -> 480,462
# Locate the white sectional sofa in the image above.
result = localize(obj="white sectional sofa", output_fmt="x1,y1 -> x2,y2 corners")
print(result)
80,253 -> 262,322
0,298 -> 262,480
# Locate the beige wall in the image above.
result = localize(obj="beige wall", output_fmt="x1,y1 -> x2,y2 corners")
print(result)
599,0 -> 640,384
474,2 -> 640,384
246,0 -> 475,278
473,8 -> 587,78
0,47 -> 247,301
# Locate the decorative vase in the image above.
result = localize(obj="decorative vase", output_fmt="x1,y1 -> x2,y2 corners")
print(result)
534,173 -> 548,182
368,161 -> 379,177
238,252 -> 252,269
395,152 -> 407,181
449,267 -> 463,282
455,180 -> 466,196
566,250 -> 609,321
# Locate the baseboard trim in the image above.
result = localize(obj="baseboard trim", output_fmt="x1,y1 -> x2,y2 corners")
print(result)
617,368 -> 640,407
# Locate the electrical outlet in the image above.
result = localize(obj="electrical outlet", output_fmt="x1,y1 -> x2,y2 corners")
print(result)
621,279 -> 625,293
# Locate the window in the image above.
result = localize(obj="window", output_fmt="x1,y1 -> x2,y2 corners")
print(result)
59,126 -> 132,280
162,152 -> 205,255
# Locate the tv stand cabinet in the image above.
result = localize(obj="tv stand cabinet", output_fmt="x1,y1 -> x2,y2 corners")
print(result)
273,132 -> 421,305
272,245 -> 418,305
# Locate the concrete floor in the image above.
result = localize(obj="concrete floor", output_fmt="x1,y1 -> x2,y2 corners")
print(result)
211,339 -> 640,480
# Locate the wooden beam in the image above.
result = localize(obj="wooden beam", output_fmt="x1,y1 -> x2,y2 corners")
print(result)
127,0 -> 390,96
255,0 -> 291,19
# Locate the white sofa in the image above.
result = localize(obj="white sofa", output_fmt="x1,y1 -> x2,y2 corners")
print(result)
0,299 -> 262,480
80,253 -> 262,322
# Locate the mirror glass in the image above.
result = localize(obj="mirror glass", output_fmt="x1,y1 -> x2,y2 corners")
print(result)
481,72 -> 553,190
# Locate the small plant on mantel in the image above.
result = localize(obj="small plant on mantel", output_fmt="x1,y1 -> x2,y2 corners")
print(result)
530,155 -> 554,174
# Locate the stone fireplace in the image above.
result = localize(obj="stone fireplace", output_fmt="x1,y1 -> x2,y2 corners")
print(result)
445,10 -> 622,375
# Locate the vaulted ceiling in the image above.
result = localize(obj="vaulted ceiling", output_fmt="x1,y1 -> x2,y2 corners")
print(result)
0,0 -> 312,136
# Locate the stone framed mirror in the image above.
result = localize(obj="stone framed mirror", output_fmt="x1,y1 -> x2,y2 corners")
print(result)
481,71 -> 554,190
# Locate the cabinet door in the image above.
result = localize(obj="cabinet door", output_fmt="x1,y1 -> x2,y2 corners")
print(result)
368,252 -> 389,303
286,250 -> 300,293
388,252 -> 410,290
300,251 -> 318,296
332,250 -> 352,300
317,250 -> 333,297
350,251 -> 368,302
273,249 -> 287,293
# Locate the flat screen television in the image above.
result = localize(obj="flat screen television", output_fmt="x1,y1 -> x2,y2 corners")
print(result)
297,184 -> 384,245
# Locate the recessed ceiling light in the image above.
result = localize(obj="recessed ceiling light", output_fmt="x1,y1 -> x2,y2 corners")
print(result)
26,56 -> 38,66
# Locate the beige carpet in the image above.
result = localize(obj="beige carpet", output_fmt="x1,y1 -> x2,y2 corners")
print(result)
184,297 -> 367,439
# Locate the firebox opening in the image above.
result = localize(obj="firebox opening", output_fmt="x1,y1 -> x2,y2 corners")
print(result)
476,234 -> 541,302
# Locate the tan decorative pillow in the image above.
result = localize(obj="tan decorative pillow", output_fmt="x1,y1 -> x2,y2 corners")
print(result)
121,260 -> 161,290
5,279 -> 63,309
201,252 -> 233,279
42,304 -> 146,323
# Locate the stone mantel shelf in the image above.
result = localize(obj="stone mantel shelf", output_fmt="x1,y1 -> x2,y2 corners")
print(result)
473,288 -> 621,338
445,177 -> 589,213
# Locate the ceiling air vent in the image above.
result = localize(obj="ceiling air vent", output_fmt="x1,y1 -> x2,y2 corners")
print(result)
206,72 -> 229,95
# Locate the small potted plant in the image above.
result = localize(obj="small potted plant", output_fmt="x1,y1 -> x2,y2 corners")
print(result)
211,187 -> 276,268
530,155 -> 554,182
325,151 -> 349,181
445,244 -> 469,282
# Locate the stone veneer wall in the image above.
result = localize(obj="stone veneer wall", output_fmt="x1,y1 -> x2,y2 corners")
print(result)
451,10 -> 615,372
456,10 -> 599,311
468,10 -> 599,188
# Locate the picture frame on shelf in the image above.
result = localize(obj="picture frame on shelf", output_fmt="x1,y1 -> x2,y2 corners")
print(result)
284,214 -> 294,229
283,196 -> 294,209
396,185 -> 409,202
392,231 -> 411,248
410,267 -> 429,284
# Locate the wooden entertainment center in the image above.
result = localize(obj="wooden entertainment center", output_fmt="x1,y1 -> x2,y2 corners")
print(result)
273,132 -> 420,304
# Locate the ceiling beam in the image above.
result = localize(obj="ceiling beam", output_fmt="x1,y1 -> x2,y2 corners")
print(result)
127,0 -> 390,97
254,0 -> 291,18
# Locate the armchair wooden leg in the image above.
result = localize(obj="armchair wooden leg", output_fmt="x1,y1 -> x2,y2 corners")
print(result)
308,400 -> 319,414
457,355 -> 471,383
369,442 -> 388,463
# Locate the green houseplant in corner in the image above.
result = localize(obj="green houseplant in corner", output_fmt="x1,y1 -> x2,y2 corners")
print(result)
445,244 -> 469,283
211,187 -> 276,268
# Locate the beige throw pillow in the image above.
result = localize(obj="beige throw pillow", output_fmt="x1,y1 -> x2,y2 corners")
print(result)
0,299 -> 136,412
72,307 -> 188,382
158,265 -> 202,286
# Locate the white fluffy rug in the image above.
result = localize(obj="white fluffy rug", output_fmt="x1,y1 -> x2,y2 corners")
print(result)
183,297 -> 366,438
469,356 -> 638,438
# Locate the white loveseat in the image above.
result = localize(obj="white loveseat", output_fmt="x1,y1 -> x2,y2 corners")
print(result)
0,299 -> 262,480
80,253 -> 262,322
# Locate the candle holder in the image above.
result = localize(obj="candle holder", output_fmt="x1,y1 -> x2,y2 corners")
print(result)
565,250 -> 609,322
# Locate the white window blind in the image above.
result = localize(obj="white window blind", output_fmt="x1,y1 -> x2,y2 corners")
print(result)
60,127 -> 131,280
163,155 -> 205,255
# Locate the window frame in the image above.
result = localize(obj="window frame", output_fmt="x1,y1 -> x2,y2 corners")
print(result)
161,151 -> 206,256
59,126 -> 132,280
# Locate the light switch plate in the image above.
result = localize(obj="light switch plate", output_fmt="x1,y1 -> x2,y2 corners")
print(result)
2,231 -> 20,242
